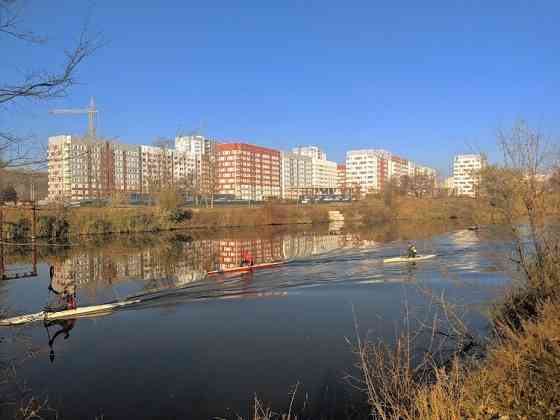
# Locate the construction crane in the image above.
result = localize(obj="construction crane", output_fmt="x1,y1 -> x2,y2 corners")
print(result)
50,97 -> 98,138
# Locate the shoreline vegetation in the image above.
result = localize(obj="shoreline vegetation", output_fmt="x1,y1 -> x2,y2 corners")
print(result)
1,196 -> 491,240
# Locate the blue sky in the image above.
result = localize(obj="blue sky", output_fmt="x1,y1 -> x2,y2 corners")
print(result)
2,0 -> 559,175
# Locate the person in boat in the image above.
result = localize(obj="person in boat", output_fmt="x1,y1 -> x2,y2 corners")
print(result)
240,250 -> 255,267
46,265 -> 77,312
407,243 -> 418,258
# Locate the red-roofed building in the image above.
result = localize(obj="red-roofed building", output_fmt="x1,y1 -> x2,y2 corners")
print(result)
216,143 -> 281,201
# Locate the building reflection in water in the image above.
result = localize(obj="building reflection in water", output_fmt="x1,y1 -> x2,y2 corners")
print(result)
50,233 -> 372,295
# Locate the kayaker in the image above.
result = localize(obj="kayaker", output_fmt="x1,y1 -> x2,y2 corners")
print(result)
47,272 -> 77,312
240,250 -> 255,267
407,243 -> 418,258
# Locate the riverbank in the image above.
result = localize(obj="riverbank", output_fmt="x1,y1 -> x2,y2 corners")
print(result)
248,239 -> 560,420
1,197 -> 490,239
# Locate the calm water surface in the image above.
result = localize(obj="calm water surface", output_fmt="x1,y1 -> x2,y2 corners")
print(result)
0,222 -> 513,419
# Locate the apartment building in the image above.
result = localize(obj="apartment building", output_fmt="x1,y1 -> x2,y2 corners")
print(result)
292,145 -> 337,194
345,149 -> 389,194
281,152 -> 313,199
292,145 -> 326,161
336,164 -> 347,195
173,151 -> 198,187
310,158 -> 337,193
175,135 -> 215,157
216,143 -> 281,201
113,143 -> 142,194
47,135 -> 142,201
346,149 -> 437,195
174,135 -> 218,195
415,165 -> 438,179
452,154 -> 485,197
389,154 -> 410,180
140,145 -> 175,194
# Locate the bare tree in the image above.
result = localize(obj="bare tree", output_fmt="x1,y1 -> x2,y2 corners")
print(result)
480,120 -> 557,285
0,0 -> 101,170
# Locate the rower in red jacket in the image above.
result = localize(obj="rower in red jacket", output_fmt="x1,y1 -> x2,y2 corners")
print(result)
240,250 -> 255,267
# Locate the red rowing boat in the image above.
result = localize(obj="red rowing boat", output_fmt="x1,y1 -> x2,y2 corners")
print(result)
207,261 -> 285,276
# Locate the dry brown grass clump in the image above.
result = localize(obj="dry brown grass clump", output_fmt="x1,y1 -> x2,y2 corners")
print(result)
459,301 -> 560,419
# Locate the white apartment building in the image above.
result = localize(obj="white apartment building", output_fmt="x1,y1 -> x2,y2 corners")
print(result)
281,152 -> 313,199
415,165 -> 438,179
311,158 -> 337,191
292,145 -> 326,161
47,135 -> 142,201
444,176 -> 455,193
452,154 -> 485,197
346,149 -> 437,195
345,149 -> 389,194
175,135 -> 215,157
174,135 -> 216,195
292,145 -> 337,193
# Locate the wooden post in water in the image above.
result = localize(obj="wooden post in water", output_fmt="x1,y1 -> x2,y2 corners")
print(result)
31,203 -> 37,277
0,206 -> 4,280
31,203 -> 37,241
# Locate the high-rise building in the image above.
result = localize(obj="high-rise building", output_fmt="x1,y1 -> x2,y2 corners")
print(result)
216,143 -> 281,201
281,152 -> 313,199
113,143 -> 142,195
311,158 -> 337,192
175,135 -> 216,157
336,164 -> 347,195
346,148 -> 436,195
415,165 -> 437,179
47,135 -> 141,201
174,135 -> 218,197
452,154 -> 485,197
444,176 -> 455,194
292,145 -> 326,161
292,145 -> 337,194
346,149 -> 389,194
140,145 -> 175,194
173,151 -> 198,187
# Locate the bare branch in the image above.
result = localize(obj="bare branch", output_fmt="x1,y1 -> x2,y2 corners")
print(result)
0,29 -> 103,104
0,0 -> 47,44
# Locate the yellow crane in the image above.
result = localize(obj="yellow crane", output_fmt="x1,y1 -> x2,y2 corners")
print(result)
49,97 -> 98,138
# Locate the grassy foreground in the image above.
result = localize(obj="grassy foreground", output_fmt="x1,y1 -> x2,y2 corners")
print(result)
1,197 -> 488,240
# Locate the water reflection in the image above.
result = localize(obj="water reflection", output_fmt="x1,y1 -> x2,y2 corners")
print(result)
46,232 -> 374,296
0,221 -> 514,420
45,319 -> 76,363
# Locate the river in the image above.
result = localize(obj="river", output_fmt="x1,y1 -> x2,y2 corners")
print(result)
0,221 -> 513,419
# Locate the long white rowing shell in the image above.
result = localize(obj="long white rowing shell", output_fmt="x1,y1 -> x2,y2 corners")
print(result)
0,299 -> 142,326
383,254 -> 437,264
